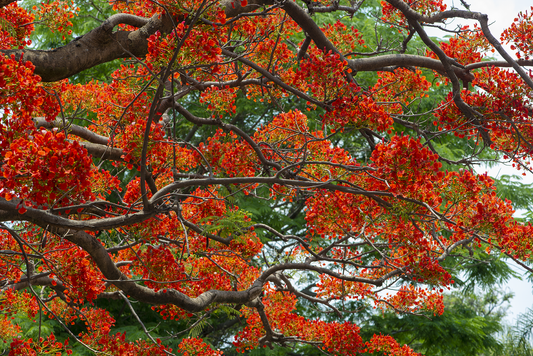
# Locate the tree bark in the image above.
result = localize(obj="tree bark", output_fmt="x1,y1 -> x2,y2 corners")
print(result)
0,0 -> 16,9
0,13 -> 173,82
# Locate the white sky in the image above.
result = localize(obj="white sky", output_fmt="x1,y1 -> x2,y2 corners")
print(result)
439,0 -> 533,323
446,0 -> 531,36
429,0 -> 532,34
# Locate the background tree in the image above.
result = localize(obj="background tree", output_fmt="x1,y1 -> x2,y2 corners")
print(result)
503,306 -> 533,356
1,0 -> 533,354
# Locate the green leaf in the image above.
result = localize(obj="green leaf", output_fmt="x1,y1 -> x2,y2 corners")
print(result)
189,319 -> 209,338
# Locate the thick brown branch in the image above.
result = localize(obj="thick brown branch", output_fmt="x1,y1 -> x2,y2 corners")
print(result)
0,197 -> 156,231
0,0 -> 15,8
0,0 -> 17,8
0,13 -> 173,82
2,274 -> 66,294
349,54 -> 474,82
385,0 -> 533,88
0,176 -> 394,232
81,142 -> 125,161
281,1 -> 338,53
40,228 -> 264,312
383,1 -> 480,24
225,0 -> 530,87
409,20 -> 493,144
33,229 -> 379,313
101,13 -> 151,31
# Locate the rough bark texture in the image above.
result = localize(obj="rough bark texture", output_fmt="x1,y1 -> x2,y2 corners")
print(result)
0,13 -> 174,82
0,0 -> 525,86
2,1 -> 533,349
0,0 -> 16,8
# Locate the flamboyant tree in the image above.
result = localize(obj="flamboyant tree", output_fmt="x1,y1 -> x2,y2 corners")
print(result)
1,0 -> 533,354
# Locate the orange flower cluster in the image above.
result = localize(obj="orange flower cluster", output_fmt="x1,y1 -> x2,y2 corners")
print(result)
0,3 -> 34,49
502,6 -> 533,60
381,0 -> 447,30
2,1 -> 533,355
32,0 -> 79,39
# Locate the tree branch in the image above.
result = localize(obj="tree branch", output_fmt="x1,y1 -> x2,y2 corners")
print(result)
33,117 -> 110,145
0,13 -> 174,82
0,0 -> 15,8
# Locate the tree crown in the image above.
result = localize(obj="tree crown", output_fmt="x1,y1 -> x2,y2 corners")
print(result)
1,0 -> 533,354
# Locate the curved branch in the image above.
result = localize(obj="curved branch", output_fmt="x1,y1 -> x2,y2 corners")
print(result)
33,118 -> 125,160
224,1 -> 338,55
385,0 -> 533,88
101,13 -> 150,32
2,274 -> 66,294
150,177 -> 392,206
466,59 -> 533,71
33,118 -> 110,145
382,1 -> 479,24
41,227 -> 264,312
0,0 -> 15,8
0,197 -> 156,231
419,32 -> 492,144
180,218 -> 233,245
278,273 -> 342,317
475,13 -> 533,90
173,103 -> 283,171
349,54 -> 474,82
281,0 -> 338,54
81,142 -> 125,161
33,228 -> 380,314
0,13 -> 174,82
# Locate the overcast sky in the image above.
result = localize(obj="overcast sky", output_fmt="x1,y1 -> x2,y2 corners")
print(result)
451,0 -> 531,36
426,0 -> 532,46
